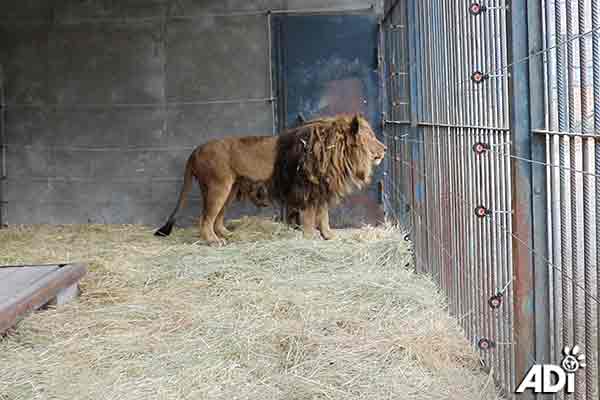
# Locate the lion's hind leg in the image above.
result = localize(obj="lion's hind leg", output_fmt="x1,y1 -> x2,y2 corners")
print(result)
214,182 -> 238,239
200,178 -> 234,246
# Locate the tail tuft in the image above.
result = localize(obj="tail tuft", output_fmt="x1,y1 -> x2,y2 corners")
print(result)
154,220 -> 175,237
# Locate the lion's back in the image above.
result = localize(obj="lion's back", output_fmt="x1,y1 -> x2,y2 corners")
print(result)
192,135 -> 278,183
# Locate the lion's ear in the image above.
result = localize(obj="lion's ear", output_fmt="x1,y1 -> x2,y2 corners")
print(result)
351,115 -> 360,135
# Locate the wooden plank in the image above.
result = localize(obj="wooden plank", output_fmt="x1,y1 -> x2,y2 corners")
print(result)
0,263 -> 87,333
0,266 -> 59,304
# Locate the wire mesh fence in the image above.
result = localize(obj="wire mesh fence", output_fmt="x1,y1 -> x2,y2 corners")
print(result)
383,0 -> 600,398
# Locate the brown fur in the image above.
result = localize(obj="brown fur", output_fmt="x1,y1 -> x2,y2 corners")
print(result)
236,177 -> 270,207
155,114 -> 385,244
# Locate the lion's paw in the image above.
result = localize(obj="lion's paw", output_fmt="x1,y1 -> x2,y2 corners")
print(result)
302,229 -> 319,240
320,230 -> 336,240
215,227 -> 233,238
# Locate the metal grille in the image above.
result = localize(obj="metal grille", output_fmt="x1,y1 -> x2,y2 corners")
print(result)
542,0 -> 599,399
384,0 -> 600,397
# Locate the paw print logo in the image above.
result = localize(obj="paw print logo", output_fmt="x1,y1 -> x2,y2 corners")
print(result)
562,345 -> 586,373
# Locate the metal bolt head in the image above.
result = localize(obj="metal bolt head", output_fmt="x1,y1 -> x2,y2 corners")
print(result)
469,2 -> 486,15
475,205 -> 489,218
471,71 -> 488,84
488,294 -> 503,309
473,142 -> 489,154
478,338 -> 495,350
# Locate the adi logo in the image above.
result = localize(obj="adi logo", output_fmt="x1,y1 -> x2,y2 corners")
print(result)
515,345 -> 586,394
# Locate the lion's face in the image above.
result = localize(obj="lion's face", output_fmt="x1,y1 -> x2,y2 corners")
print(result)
353,116 -> 386,166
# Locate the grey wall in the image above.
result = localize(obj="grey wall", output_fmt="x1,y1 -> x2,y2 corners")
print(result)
0,0 -> 382,227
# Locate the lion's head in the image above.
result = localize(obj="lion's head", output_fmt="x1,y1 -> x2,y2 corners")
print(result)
272,114 -> 386,208
346,114 -> 386,181
353,115 -> 386,166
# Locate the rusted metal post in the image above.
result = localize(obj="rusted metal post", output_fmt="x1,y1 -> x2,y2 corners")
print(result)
0,64 -> 5,229
406,0 -> 426,272
526,0 -> 552,384
507,0 -> 550,398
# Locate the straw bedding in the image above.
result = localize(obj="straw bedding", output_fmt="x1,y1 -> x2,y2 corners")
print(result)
0,217 -> 502,400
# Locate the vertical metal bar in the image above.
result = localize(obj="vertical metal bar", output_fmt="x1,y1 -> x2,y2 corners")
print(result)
387,24 -> 395,217
423,0 -> 433,278
487,10 -> 499,374
474,3 -> 487,363
425,0 -> 436,281
556,2 -> 575,398
489,15 -> 501,383
383,27 -> 391,219
440,0 -> 451,311
465,0 -> 479,352
578,0 -> 598,398
498,3 -> 515,391
568,2 -> 586,398
528,0 -> 552,387
465,0 -> 477,343
592,0 -> 600,394
0,63 -> 5,228
479,1 -> 495,371
465,0 -> 476,338
428,3 -> 434,278
412,0 -> 422,273
456,0 -> 466,333
507,2 -> 550,399
476,5 -> 491,363
434,1 -> 445,297
435,1 -> 445,303
446,0 -> 458,318
467,4 -> 476,346
545,0 -> 564,379
448,0 -> 462,323
495,1 -> 509,385
407,0 -> 425,273
453,0 -> 465,331
267,11 -> 276,136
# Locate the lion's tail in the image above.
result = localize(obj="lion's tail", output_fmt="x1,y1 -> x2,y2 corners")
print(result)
154,154 -> 195,237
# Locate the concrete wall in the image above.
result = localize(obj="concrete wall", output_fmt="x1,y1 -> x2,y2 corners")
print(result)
0,0 -> 382,227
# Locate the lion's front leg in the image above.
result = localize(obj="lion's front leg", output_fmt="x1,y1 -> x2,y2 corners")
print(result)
316,203 -> 335,240
301,205 -> 317,239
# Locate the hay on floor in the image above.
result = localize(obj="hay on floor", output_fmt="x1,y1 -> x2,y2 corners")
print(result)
0,217 -> 502,400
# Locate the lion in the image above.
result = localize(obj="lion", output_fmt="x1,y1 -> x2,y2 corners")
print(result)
154,114 -> 386,245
